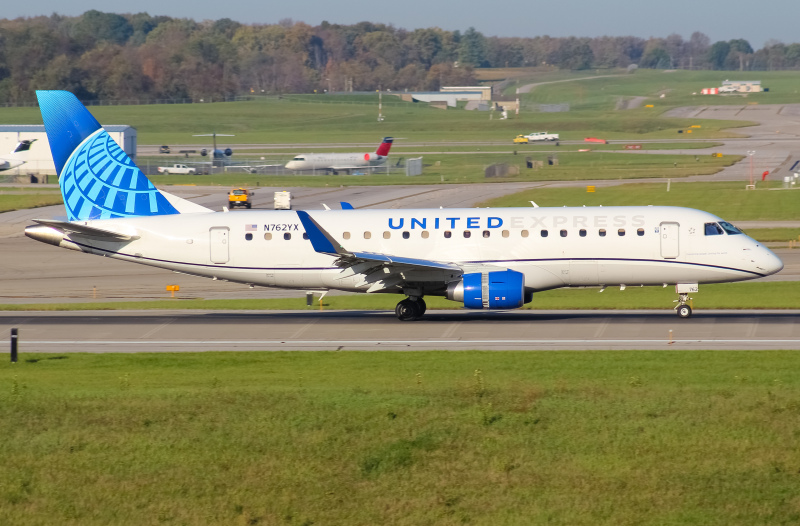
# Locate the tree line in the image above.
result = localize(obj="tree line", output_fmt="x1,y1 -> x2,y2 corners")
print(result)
1,11 -> 799,104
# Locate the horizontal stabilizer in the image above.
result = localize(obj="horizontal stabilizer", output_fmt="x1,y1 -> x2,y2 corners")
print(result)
32,219 -> 139,241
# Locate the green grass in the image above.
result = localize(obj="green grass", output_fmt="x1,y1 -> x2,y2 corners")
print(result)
0,193 -> 64,213
481,181 -> 800,221
518,69 -> 800,111
2,350 -> 800,525
2,281 -> 798,311
0,86 -> 754,146
743,228 -> 800,242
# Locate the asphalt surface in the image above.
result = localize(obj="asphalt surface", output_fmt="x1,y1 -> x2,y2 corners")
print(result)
2,310 -> 798,351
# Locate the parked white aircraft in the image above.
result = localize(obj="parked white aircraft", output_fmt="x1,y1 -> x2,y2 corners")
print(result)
0,139 -> 36,172
285,137 -> 393,174
26,91 -> 783,320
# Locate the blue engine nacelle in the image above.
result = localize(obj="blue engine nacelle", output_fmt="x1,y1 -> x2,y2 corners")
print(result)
446,270 -> 526,309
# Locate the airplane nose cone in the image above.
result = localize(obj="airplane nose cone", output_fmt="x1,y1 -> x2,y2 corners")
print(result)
756,246 -> 784,276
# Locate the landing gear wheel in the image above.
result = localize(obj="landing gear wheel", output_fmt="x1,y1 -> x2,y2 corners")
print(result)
676,304 -> 692,319
395,298 -> 424,321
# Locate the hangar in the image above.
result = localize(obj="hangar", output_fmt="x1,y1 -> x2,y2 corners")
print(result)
0,124 -> 137,178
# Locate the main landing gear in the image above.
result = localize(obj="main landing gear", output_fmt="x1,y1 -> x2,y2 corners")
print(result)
674,293 -> 692,319
395,297 -> 427,321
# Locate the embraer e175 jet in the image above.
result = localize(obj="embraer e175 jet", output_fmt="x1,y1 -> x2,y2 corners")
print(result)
285,137 -> 393,174
26,91 -> 783,321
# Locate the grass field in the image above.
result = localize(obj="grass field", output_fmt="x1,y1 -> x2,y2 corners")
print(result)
481,181 -> 800,221
513,69 -> 800,110
1,281 -> 798,311
0,192 -> 63,213
0,83 -> 754,145
2,351 -> 800,525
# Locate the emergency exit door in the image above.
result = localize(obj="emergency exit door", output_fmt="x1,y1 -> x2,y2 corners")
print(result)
659,222 -> 680,259
209,227 -> 230,264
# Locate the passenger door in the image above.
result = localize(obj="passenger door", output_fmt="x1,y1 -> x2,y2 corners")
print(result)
209,227 -> 230,264
659,222 -> 680,259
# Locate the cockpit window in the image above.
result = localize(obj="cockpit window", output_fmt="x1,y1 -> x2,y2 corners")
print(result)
704,222 -> 724,236
292,157 -> 305,162
718,221 -> 743,235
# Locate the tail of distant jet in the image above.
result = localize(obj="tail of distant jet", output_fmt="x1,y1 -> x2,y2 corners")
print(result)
36,90 -> 181,221
375,137 -> 393,157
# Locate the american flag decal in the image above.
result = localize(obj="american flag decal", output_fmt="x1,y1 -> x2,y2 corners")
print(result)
245,224 -> 257,232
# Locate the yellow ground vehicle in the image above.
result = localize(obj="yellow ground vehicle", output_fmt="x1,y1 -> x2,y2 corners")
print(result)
513,135 -> 530,144
228,188 -> 253,209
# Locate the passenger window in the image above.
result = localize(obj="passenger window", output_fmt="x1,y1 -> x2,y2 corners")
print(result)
599,229 -> 607,237
705,222 -> 724,235
284,233 -> 291,240
482,230 -> 490,238
618,229 -> 625,236
303,233 -> 309,240
560,229 -> 568,237
364,232 -> 371,239
245,233 -> 253,241
343,232 -> 350,240
444,231 -> 452,238
579,229 -> 587,237
521,230 -> 529,238
264,233 -> 272,241
421,231 -> 429,239
402,231 -> 410,239
541,230 -> 548,238
383,231 -> 391,239
502,230 -> 510,238
637,228 -> 644,237
463,231 -> 471,238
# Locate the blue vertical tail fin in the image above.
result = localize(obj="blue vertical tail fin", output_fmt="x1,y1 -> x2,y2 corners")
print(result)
36,90 -> 179,221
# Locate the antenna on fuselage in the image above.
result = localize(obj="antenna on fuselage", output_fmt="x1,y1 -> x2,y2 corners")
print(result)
530,201 -> 539,208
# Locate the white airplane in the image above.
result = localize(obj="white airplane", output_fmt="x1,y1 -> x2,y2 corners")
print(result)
0,139 -> 36,172
26,91 -> 783,321
285,137 -> 393,174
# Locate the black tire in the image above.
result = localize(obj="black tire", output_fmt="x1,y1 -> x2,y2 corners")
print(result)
677,304 -> 692,319
416,298 -> 427,317
246,203 -> 251,209
395,299 -> 422,321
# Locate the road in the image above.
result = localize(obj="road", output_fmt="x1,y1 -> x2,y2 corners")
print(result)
3,310 -> 798,351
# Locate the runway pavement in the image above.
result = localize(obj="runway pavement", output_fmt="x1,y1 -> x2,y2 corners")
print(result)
2,310 -> 798,351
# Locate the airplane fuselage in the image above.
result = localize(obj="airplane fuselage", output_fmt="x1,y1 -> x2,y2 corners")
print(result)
284,153 -> 387,172
26,206 -> 783,297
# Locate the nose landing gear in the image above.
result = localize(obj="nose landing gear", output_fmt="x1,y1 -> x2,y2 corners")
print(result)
674,293 -> 693,318
395,297 -> 427,321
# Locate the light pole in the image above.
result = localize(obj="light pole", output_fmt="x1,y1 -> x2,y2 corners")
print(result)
747,150 -> 755,187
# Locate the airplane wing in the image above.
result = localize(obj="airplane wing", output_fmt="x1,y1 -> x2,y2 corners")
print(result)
296,210 -> 466,292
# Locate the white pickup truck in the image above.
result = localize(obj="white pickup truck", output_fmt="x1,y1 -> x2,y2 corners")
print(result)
157,164 -> 196,175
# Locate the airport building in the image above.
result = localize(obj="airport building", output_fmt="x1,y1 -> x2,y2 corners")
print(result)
0,124 -> 137,178
721,80 -> 763,93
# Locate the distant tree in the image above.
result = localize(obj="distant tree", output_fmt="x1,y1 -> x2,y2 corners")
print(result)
708,41 -> 730,69
458,27 -> 487,67
687,31 -> 710,68
72,10 -> 133,46
558,37 -> 593,70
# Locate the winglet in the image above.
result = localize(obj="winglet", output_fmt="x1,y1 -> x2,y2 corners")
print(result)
296,210 -> 350,256
340,201 -> 354,210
